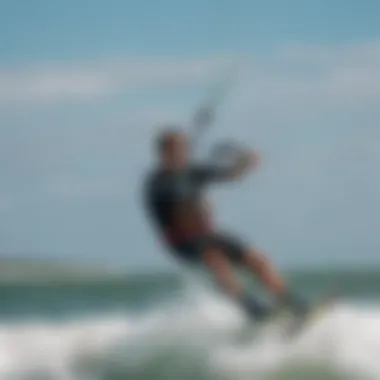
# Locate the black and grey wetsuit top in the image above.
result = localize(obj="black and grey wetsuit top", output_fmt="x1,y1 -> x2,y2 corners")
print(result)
143,165 -> 227,244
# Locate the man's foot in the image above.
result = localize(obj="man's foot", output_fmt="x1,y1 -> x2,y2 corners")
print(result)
238,293 -> 272,321
277,291 -> 310,317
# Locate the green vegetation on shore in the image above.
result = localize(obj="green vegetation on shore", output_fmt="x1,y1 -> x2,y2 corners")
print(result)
0,256 -> 127,284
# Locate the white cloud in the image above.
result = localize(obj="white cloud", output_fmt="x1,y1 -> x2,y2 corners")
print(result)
1,40 -> 380,110
0,56 -> 232,106
235,41 -> 380,113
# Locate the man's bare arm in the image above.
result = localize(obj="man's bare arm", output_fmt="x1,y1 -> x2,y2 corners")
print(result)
222,149 -> 260,181
194,147 -> 261,186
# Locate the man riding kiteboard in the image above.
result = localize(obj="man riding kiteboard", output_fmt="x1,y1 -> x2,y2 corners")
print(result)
142,125 -> 308,321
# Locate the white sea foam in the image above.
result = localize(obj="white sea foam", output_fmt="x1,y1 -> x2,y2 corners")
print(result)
0,290 -> 378,380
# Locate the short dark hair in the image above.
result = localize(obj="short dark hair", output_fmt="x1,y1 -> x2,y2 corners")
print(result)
155,127 -> 182,154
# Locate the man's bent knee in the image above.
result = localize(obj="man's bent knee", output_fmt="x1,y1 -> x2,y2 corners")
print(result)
202,247 -> 229,269
242,249 -> 269,272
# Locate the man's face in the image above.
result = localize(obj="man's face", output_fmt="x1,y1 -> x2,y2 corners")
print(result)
162,132 -> 189,167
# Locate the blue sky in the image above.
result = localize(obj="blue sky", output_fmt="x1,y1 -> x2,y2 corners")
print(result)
1,0 -> 380,271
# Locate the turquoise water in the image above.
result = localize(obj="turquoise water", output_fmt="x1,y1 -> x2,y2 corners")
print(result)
0,269 -> 379,380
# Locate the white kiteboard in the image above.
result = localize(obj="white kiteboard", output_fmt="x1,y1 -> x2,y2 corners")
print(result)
264,290 -> 339,340
234,290 -> 339,344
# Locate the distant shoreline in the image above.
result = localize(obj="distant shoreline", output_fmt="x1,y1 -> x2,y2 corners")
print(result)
0,256 -> 378,285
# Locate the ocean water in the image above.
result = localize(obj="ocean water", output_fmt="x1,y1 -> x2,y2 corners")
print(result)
0,269 -> 380,380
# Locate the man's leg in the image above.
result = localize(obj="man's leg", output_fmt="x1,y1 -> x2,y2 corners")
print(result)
198,233 -> 286,298
200,232 -> 309,316
241,247 -> 309,314
240,246 -> 287,297
202,247 -> 270,319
